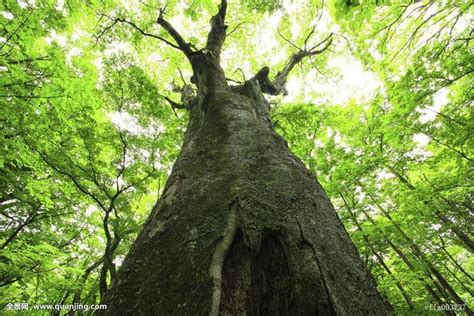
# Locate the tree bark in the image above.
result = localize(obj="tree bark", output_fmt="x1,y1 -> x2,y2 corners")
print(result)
99,56 -> 391,314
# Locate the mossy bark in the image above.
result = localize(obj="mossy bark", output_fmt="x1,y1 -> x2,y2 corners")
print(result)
100,58 -> 391,315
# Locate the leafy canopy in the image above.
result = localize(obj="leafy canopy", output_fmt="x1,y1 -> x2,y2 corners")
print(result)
1,0 -> 472,313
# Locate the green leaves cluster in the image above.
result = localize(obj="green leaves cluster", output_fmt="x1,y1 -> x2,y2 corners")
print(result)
0,0 -> 472,314
1,0 -> 184,308
275,0 -> 472,312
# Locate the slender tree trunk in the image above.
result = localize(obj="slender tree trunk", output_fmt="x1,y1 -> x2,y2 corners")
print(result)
69,257 -> 105,316
428,272 -> 453,304
443,265 -> 474,297
100,55 -> 390,314
340,194 -> 414,309
368,195 -> 472,313
357,202 -> 450,310
439,235 -> 473,282
388,167 -> 474,252
436,211 -> 474,252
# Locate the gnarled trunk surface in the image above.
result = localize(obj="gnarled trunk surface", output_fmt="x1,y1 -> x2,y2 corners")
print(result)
100,57 -> 391,314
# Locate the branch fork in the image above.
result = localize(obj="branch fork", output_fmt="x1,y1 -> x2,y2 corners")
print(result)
255,32 -> 333,96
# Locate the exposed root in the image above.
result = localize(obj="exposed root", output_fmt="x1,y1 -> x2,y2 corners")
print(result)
209,201 -> 239,316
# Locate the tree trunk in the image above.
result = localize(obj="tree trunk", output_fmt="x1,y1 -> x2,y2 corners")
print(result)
388,167 -> 474,252
100,47 -> 390,314
368,195 -> 472,313
340,194 -> 414,309
357,199 -> 450,309
439,235 -> 473,282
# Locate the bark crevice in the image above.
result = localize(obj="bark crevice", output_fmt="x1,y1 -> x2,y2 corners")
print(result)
296,217 -> 337,315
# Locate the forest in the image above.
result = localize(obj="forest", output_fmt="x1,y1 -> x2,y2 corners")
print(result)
0,0 -> 472,314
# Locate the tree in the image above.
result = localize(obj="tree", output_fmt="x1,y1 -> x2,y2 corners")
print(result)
2,0 -> 472,314
99,1 -> 390,314
1,1 -> 176,307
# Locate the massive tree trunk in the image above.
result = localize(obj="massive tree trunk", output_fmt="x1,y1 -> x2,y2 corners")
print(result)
100,3 -> 391,314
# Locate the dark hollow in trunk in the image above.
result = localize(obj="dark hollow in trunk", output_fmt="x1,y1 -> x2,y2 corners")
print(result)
100,4 -> 391,313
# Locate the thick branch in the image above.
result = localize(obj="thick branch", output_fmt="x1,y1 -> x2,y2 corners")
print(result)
164,96 -> 186,109
157,8 -> 194,59
206,0 -> 228,59
256,33 -> 333,96
163,96 -> 185,117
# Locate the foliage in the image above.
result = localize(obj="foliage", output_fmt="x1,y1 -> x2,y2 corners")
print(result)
0,0 -> 472,314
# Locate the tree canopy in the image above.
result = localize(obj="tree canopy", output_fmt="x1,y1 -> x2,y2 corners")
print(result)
1,0 -> 472,314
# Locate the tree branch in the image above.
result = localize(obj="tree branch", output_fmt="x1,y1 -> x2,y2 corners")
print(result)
0,94 -> 66,99
158,93 -> 186,118
226,21 -> 244,38
97,14 -> 182,51
0,10 -> 33,52
4,56 -> 51,65
156,7 -> 194,59
256,33 -> 333,96
278,28 -> 300,50
205,0 -> 228,59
